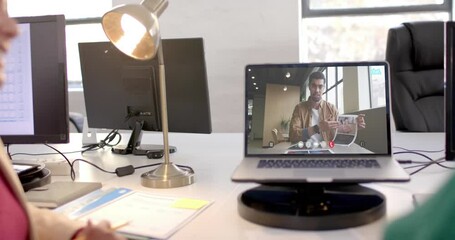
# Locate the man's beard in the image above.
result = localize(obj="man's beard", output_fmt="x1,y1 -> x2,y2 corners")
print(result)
310,95 -> 321,102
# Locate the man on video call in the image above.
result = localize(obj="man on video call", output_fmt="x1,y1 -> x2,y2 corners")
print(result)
289,71 -> 366,145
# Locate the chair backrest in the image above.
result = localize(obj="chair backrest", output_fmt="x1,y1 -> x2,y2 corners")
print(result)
385,21 -> 444,132
271,128 -> 285,144
69,112 -> 85,133
271,128 -> 279,144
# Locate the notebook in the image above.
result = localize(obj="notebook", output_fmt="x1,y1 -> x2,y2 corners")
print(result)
231,61 -> 409,184
25,181 -> 102,208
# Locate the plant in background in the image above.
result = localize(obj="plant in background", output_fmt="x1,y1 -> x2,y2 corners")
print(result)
280,117 -> 291,133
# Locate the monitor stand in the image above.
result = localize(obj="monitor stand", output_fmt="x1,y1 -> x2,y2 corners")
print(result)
238,183 -> 385,230
112,120 -> 176,156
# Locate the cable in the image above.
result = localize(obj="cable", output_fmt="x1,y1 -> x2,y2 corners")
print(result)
394,151 -> 435,162
395,151 -> 455,170
71,159 -> 116,175
44,143 -> 77,180
71,159 -> 194,178
81,129 -> 122,154
393,146 -> 444,153
394,149 -> 455,175
11,141 -> 193,179
10,149 -> 95,157
408,157 -> 446,175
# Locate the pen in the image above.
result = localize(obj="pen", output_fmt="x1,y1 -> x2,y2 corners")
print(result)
110,220 -> 130,231
74,220 -> 130,240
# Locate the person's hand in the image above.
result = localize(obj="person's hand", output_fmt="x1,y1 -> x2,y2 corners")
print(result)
338,124 -> 353,133
357,114 -> 366,129
319,120 -> 339,132
74,220 -> 127,240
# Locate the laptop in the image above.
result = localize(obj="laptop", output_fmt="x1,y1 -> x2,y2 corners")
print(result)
232,61 -> 410,184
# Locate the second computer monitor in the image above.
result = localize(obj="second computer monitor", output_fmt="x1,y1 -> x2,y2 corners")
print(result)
79,38 -> 211,154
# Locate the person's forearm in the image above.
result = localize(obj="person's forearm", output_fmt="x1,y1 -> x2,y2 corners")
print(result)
27,203 -> 82,240
303,125 -> 319,141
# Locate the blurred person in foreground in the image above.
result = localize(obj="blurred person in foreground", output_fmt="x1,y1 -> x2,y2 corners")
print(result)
0,1 -> 126,239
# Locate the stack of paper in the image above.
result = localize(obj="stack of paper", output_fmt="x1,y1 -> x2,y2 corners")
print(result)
54,188 -> 211,239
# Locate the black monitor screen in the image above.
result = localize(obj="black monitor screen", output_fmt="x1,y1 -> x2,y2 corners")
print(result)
446,22 -> 455,160
79,38 -> 211,153
0,15 -> 69,144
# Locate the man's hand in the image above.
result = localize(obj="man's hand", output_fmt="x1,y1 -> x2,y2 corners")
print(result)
319,120 -> 339,132
357,114 -> 366,129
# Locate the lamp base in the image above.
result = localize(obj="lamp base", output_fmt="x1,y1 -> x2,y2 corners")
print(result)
141,163 -> 194,188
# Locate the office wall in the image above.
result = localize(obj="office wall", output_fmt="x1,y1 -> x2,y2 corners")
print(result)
262,84 -> 300,146
84,0 -> 300,133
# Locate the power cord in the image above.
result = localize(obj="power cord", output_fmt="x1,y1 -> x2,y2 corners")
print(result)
44,143 -> 77,180
9,142 -> 191,180
9,149 -> 96,157
393,149 -> 455,175
70,159 -> 194,178
393,146 -> 444,153
43,144 -> 194,179
81,129 -> 122,153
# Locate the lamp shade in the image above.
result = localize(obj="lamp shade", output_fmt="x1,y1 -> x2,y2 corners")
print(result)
102,4 -> 161,60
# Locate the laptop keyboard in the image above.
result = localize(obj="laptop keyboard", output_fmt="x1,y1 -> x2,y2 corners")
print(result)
257,159 -> 380,169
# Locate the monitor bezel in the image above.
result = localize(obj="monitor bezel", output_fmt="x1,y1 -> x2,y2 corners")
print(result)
1,15 -> 69,144
445,21 -> 455,160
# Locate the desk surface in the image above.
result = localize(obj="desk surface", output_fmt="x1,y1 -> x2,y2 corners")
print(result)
8,131 -> 454,240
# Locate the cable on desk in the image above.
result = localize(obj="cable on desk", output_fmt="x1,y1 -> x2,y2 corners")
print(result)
393,146 -> 444,153
10,149 -> 95,157
402,159 -> 445,170
8,140 -> 194,179
394,149 -> 455,175
407,157 -> 447,175
394,151 -> 435,162
72,158 -> 116,175
81,129 -> 122,154
44,143 -> 77,180
394,151 -> 453,169
70,160 -> 194,178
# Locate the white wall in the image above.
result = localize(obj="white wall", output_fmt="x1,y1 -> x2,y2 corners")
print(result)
70,0 -> 300,133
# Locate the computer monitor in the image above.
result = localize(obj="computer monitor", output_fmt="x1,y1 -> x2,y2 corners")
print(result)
0,15 -> 69,144
446,21 -> 455,160
79,38 -> 211,155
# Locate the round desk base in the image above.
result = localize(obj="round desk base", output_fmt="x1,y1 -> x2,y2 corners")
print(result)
238,184 -> 385,230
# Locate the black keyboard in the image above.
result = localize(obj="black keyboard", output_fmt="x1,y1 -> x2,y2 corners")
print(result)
257,159 -> 380,169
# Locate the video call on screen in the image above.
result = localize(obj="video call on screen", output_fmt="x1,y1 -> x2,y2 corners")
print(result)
246,63 -> 390,156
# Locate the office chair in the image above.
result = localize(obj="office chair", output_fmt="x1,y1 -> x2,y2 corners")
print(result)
271,128 -> 286,144
385,21 -> 444,132
69,112 -> 84,133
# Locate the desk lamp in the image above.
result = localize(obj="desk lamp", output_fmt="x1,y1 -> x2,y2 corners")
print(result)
102,0 -> 194,188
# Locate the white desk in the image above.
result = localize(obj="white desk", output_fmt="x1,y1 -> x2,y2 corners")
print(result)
8,132 -> 455,240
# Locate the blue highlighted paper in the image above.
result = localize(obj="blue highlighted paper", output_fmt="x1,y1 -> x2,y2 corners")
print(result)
54,187 -> 133,219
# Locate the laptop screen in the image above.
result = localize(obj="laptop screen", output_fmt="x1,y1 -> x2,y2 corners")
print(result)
245,62 -> 391,156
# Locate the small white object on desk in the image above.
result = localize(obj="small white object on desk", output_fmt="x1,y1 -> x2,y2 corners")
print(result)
35,158 -> 73,176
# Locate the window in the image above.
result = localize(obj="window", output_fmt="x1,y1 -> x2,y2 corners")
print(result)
8,1 -> 112,88
321,66 -> 386,114
300,0 -> 451,62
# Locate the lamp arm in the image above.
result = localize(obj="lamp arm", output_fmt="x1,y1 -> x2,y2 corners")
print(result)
141,0 -> 169,17
157,40 -> 170,164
